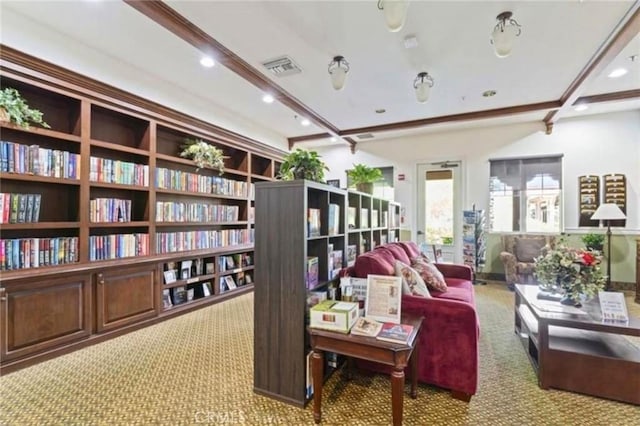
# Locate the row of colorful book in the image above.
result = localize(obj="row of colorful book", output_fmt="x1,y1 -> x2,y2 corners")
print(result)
0,193 -> 41,224
88,233 -> 149,261
0,236 -> 79,270
89,198 -> 132,223
0,141 -> 80,179
155,167 -> 249,197
155,229 -> 254,254
155,201 -> 239,223
89,156 -> 149,186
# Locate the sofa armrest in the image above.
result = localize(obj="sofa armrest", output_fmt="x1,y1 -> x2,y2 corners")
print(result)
434,263 -> 473,281
402,294 -> 479,395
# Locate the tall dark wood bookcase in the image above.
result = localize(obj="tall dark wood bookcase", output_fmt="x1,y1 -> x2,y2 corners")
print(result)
253,180 -> 400,406
0,47 -> 284,374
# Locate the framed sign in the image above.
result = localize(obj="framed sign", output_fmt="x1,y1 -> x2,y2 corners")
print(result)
365,275 -> 402,324
326,179 -> 340,188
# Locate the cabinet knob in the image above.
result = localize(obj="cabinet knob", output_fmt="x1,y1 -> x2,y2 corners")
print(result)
97,274 -> 104,285
0,288 -> 5,301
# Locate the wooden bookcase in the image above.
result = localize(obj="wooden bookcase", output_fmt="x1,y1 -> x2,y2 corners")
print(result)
0,50 -> 284,374
253,180 -> 400,407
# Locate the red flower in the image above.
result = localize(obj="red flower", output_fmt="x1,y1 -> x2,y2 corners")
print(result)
580,252 -> 596,266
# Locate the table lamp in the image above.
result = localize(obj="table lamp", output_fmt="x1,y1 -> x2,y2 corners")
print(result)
591,203 -> 626,290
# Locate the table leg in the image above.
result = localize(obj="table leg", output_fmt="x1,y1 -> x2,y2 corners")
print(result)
410,344 -> 419,399
391,368 -> 405,426
343,357 -> 354,381
312,350 -> 324,424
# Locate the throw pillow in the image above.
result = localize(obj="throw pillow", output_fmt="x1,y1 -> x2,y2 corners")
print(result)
394,260 -> 431,297
411,257 -> 447,292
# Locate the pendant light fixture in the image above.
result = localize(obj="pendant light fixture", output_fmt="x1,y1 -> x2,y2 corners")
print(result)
414,72 -> 434,103
491,11 -> 522,58
328,56 -> 350,91
377,0 -> 410,33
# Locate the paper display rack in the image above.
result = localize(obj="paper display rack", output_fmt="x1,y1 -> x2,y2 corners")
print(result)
462,207 -> 486,284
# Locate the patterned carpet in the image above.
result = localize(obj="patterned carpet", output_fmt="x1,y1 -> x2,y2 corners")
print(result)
1,282 -> 638,425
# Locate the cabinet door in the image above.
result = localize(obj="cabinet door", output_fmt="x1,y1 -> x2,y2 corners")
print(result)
0,273 -> 92,362
95,264 -> 157,332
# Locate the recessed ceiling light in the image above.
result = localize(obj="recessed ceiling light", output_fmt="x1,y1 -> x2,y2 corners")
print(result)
375,108 -> 386,114
300,118 -> 311,126
574,104 -> 588,112
200,56 -> 215,68
607,68 -> 627,78
330,137 -> 337,142
482,90 -> 497,97
262,94 -> 274,104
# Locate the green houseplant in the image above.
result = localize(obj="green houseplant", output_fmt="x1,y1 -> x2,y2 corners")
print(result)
581,233 -> 604,252
179,138 -> 226,174
347,163 -> 382,194
277,149 -> 328,182
0,87 -> 50,129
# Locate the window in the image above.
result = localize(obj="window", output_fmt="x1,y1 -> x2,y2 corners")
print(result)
489,156 -> 562,232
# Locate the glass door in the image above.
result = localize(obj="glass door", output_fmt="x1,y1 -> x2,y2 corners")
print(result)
416,162 -> 462,263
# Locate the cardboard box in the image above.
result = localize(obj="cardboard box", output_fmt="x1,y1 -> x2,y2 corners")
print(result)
310,300 -> 360,333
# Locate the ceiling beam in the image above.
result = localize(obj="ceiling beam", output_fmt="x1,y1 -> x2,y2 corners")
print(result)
344,137 -> 358,154
574,89 -> 640,105
544,4 -> 640,126
124,0 -> 342,137
287,133 -> 331,149
341,101 -> 560,137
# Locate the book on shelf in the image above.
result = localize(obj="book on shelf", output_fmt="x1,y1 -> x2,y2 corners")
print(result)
180,260 -> 192,280
224,275 -> 237,290
236,271 -> 245,286
346,245 -> 357,267
187,288 -> 195,301
202,281 -> 212,297
308,208 -> 321,237
328,203 -> 340,235
163,269 -> 177,284
162,289 -> 173,308
171,286 -> 187,305
360,208 -> 369,228
371,209 -> 379,228
305,351 -> 314,399
328,250 -> 343,280
350,317 -> 383,337
348,207 -> 357,229
205,262 -> 214,275
306,256 -> 319,289
245,273 -> 253,284
376,322 -> 414,344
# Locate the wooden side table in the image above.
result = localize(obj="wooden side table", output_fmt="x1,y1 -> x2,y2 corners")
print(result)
308,314 -> 423,426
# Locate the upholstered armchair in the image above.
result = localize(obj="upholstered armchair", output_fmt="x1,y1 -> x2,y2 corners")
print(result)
500,235 -> 556,290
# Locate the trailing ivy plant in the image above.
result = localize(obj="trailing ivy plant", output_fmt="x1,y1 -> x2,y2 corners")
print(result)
179,138 -> 226,174
0,88 -> 50,129
278,149 -> 328,182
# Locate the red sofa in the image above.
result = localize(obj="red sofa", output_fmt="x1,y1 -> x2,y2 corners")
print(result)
345,241 -> 480,401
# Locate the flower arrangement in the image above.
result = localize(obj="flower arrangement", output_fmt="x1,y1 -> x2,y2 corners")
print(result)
180,138 -> 226,174
534,238 -> 605,304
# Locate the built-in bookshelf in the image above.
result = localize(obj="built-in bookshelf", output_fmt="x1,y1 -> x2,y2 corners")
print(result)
253,180 -> 401,407
0,48 -> 284,374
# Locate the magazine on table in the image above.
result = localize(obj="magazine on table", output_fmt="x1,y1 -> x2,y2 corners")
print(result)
350,317 -> 383,337
376,322 -> 414,344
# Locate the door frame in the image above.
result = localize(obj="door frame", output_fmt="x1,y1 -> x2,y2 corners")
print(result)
415,161 -> 464,264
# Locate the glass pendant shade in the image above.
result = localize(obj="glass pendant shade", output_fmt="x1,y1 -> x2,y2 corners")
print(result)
492,24 -> 518,58
380,0 -> 409,32
330,66 -> 347,91
413,72 -> 434,103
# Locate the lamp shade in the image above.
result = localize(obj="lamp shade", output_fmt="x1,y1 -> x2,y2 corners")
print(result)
491,11 -> 522,58
330,66 -> 347,91
591,203 -> 626,221
415,82 -> 431,103
380,0 -> 409,32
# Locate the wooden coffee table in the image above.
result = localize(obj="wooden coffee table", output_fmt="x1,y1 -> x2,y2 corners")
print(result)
308,314 -> 423,426
514,284 -> 640,405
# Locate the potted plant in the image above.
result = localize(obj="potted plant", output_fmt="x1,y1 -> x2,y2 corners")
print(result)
347,163 -> 382,194
581,233 -> 604,252
277,149 -> 328,182
0,87 -> 50,129
179,138 -> 226,174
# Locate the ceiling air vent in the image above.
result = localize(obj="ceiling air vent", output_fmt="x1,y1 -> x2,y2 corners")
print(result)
262,56 -> 302,77
356,133 -> 375,140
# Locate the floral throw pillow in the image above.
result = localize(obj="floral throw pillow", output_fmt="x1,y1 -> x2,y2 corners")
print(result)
411,257 -> 447,292
394,260 -> 431,297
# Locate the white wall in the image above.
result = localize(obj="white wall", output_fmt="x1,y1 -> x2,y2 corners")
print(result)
0,7 -> 289,152
319,110 -> 640,234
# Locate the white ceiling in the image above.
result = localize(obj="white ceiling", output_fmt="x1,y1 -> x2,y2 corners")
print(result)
2,1 -> 639,150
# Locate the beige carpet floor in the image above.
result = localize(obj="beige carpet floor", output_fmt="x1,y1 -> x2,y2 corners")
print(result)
0,282 -> 638,425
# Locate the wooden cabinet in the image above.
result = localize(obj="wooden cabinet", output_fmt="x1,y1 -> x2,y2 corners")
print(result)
95,265 -> 157,332
0,273 -> 92,362
253,180 -> 400,407
0,48 -> 284,373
